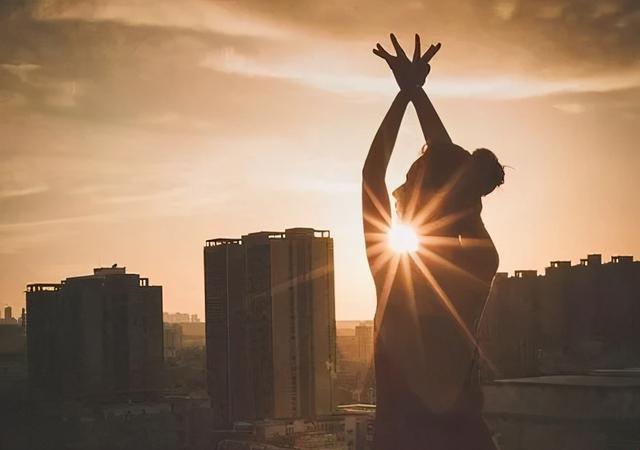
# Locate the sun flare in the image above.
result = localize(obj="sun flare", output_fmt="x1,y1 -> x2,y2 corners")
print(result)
388,223 -> 419,253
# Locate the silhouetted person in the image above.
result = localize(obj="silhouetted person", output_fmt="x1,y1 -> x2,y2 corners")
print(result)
362,34 -> 504,450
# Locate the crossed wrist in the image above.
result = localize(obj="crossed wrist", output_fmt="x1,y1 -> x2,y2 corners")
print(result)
400,84 -> 421,97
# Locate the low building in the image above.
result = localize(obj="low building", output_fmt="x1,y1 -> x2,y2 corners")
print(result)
0,321 -> 27,401
218,411 -> 373,450
179,322 -> 206,348
336,323 -> 375,405
1,399 -> 178,450
164,323 -> 184,358
26,266 -> 164,400
483,370 -> 640,450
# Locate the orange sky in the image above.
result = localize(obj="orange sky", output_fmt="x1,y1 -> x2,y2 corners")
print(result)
1,0 -> 639,319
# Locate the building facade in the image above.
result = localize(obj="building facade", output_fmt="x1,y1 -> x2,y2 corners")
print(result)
26,266 -> 164,399
483,371 -> 640,450
478,254 -> 640,380
204,228 -> 337,426
335,322 -> 375,405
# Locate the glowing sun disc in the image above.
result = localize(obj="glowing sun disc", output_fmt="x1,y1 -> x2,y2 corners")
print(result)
388,223 -> 419,253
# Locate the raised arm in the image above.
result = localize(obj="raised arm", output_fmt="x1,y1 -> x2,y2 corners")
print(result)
410,86 -> 451,144
362,91 -> 410,263
376,35 -> 450,145
363,34 -> 443,271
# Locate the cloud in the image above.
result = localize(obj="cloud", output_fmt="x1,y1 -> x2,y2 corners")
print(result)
238,0 -> 640,96
0,0 -> 638,136
553,103 -> 586,114
0,63 -> 40,81
0,213 -> 107,231
0,184 -> 49,199
204,45 -> 640,99
31,0 -> 291,39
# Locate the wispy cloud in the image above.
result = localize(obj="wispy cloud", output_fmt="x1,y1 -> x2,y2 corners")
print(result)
0,184 -> 49,199
33,0 -> 291,39
0,213 -> 107,231
0,64 -> 41,82
204,47 -> 640,99
553,103 -> 586,114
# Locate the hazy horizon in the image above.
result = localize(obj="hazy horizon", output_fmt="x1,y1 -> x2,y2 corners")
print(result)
1,0 -> 639,319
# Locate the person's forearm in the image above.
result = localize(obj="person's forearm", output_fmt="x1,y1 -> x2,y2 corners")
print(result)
363,91 -> 410,179
410,87 -> 451,144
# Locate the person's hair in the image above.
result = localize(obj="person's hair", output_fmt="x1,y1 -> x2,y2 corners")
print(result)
416,141 -> 470,191
471,147 -> 505,196
396,143 -> 504,213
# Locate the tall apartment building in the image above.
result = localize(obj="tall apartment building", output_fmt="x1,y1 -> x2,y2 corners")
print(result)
26,266 -> 164,399
204,228 -> 336,426
204,237 -> 246,426
354,323 -> 373,366
478,254 -> 640,380
0,305 -> 18,325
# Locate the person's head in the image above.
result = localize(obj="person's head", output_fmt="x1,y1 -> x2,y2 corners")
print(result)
392,142 -> 504,221
469,147 -> 505,196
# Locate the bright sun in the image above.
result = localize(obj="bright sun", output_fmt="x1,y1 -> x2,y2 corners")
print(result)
388,223 -> 419,253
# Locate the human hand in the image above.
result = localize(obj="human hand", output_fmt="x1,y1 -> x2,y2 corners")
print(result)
373,34 -> 441,93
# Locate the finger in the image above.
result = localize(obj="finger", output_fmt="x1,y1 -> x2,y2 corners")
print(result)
421,42 -> 442,63
376,43 -> 393,60
390,33 -> 406,58
413,34 -> 421,62
373,48 -> 389,61
422,43 -> 439,61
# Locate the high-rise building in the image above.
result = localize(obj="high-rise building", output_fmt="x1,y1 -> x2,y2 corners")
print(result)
26,266 -> 164,399
204,228 -> 337,426
0,305 -> 17,325
204,237 -> 246,426
355,323 -> 373,366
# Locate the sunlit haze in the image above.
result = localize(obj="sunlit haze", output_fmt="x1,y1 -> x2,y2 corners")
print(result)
1,0 -> 639,319
388,223 -> 419,254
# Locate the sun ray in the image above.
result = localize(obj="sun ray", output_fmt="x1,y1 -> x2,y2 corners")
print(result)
399,254 -> 428,360
407,166 -> 466,225
363,181 -> 392,225
399,254 -> 415,300
408,252 -> 496,373
366,240 -> 391,259
404,161 -> 426,221
370,249 -> 395,275
363,212 -> 391,234
415,207 -> 475,236
365,230 -> 390,244
373,254 -> 401,340
416,247 -> 490,289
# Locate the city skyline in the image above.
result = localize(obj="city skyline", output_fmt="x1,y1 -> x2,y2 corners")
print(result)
1,0 -> 639,320
9,250 -> 638,320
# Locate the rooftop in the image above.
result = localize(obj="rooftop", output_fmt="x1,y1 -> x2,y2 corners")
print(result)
206,228 -> 331,246
494,372 -> 640,388
497,253 -> 637,279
